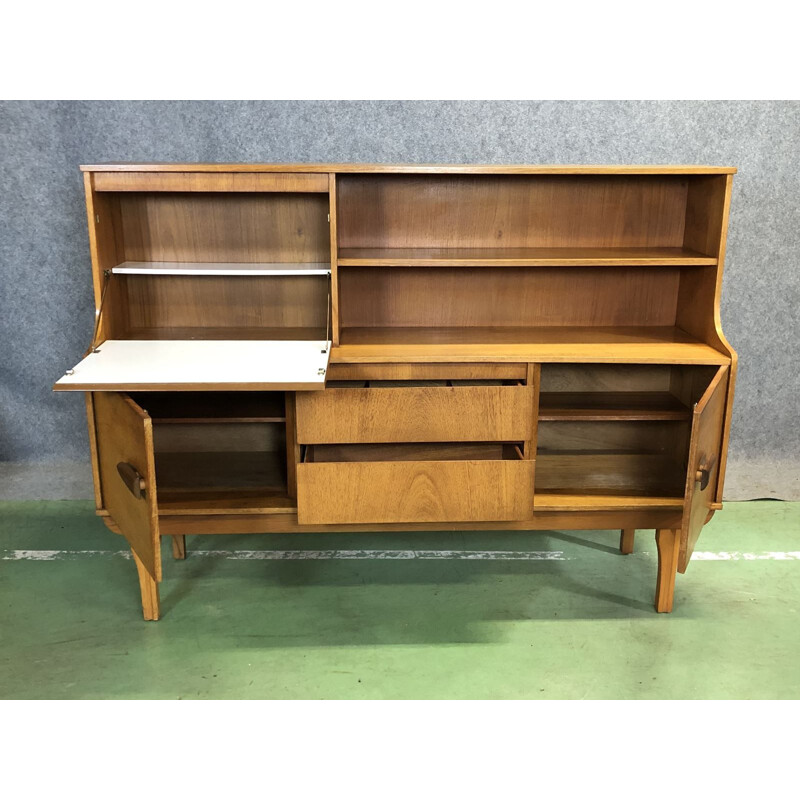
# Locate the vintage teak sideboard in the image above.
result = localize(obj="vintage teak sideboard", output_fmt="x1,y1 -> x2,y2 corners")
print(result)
54,163 -> 737,620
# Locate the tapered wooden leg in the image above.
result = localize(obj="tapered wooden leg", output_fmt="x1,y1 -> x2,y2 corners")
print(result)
172,534 -> 186,560
654,529 -> 680,613
132,549 -> 160,621
619,528 -> 635,554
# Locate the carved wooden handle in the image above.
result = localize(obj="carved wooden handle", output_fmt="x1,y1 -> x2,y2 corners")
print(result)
695,466 -> 710,491
117,462 -> 146,499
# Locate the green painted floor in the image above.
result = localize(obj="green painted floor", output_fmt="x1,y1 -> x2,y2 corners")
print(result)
1,500 -> 798,699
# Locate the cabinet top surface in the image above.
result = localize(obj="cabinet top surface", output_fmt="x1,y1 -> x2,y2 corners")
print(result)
80,163 -> 737,175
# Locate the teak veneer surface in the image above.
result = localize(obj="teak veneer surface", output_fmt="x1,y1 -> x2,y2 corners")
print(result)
334,327 -> 729,364
538,391 -> 691,421
338,266 -> 684,328
82,163 -> 737,174
297,454 -> 534,525
66,163 -> 738,618
337,175 -> 692,251
337,246 -> 717,266
296,384 -> 533,444
119,193 -> 330,264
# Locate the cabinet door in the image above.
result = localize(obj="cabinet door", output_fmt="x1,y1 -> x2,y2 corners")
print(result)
679,366 -> 729,573
92,392 -> 162,582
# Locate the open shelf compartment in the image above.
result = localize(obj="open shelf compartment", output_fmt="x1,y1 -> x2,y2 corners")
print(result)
146,392 -> 295,515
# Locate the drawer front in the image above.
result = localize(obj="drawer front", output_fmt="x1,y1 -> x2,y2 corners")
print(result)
296,384 -> 533,443
297,458 -> 534,524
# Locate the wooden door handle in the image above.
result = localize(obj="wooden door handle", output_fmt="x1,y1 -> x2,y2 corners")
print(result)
117,462 -> 146,499
695,466 -> 710,491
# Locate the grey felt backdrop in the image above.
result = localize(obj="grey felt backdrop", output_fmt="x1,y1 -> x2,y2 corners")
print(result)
1,101 -> 798,500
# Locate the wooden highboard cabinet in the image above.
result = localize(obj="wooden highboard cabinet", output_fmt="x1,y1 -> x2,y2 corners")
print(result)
54,163 -> 737,620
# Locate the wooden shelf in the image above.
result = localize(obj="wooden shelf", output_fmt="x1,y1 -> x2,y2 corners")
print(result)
535,453 -> 686,497
534,493 -> 684,511
155,451 -> 295,515
539,392 -> 692,421
113,261 -> 331,276
338,247 -> 716,267
334,327 -> 730,365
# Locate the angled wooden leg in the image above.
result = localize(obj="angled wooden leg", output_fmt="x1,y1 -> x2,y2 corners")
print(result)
172,535 -> 186,560
132,549 -> 160,621
619,528 -> 635,554
654,529 -> 680,613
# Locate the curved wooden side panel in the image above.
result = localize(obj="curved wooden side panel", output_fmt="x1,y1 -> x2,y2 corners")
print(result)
677,174 -> 737,504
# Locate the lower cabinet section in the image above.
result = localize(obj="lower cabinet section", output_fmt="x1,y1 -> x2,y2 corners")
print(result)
297,442 -> 534,524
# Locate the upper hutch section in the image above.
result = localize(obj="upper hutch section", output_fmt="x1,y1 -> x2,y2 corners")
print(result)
55,164 -> 736,392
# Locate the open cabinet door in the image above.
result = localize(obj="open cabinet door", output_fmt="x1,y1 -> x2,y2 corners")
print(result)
92,392 -> 162,582
679,366 -> 729,573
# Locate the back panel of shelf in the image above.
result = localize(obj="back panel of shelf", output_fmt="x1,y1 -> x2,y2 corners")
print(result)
92,190 -> 331,341
333,172 -> 730,359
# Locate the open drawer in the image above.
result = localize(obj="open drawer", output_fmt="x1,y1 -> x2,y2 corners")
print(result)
296,442 -> 534,524
296,374 -> 533,444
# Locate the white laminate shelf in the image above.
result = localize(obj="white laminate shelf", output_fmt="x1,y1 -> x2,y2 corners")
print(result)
112,261 -> 331,276
54,339 -> 331,391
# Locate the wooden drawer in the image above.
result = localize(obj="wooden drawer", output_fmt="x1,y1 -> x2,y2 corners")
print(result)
296,382 -> 533,443
297,443 -> 534,524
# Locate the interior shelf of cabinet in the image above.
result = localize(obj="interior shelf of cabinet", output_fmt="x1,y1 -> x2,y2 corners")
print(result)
334,327 -> 730,365
534,453 -> 687,504
154,450 -> 295,516
337,247 -> 716,267
534,493 -> 685,511
538,392 -> 692,421
112,261 -> 331,276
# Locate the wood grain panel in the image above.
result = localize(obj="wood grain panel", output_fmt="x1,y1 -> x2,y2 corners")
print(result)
338,175 -> 689,249
327,363 -> 528,381
338,246 -> 715,266
296,384 -> 533,443
155,508 -> 684,534
535,453 -> 685,496
538,392 -> 691,421
539,364 -> 672,393
679,366 -> 728,572
333,326 -> 730,365
537,420 -> 687,453
83,164 -> 737,175
92,392 -> 161,581
124,274 -> 328,331
120,193 -> 329,263
297,457 -> 534,524
95,172 -> 328,192
339,266 -> 681,328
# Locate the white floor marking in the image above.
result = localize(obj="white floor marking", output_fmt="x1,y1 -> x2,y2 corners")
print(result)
2,549 -> 800,562
0,549 -> 567,561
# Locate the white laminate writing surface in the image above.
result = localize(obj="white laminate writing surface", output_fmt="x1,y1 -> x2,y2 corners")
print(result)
54,340 -> 330,391
112,261 -> 331,276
